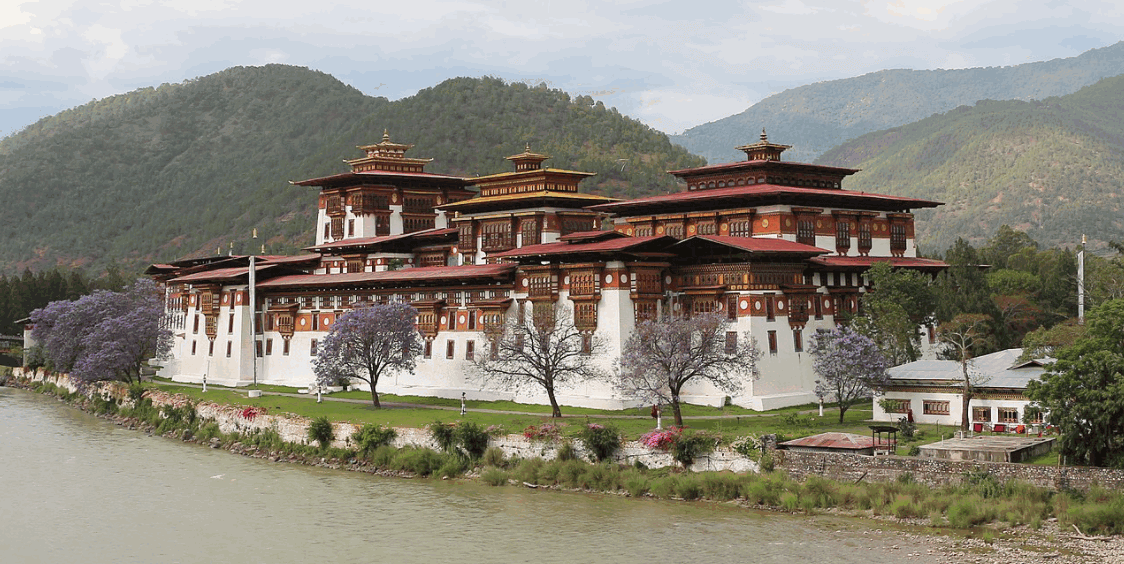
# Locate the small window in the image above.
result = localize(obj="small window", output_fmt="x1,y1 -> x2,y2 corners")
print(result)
923,400 -> 950,415
446,340 -> 455,359
193,315 -> 200,334
467,310 -> 477,330
883,399 -> 909,414
725,331 -> 737,355
972,407 -> 991,422
312,314 -> 319,331
310,339 -> 318,356
792,329 -> 803,353
208,341 -> 214,357
465,340 -> 475,361
266,338 -> 273,355
767,330 -> 777,354
191,341 -> 197,355
348,219 -> 355,236
283,339 -> 290,356
424,340 -> 432,359
226,341 -> 232,357
765,296 -> 775,321
255,340 -> 263,358
228,313 -> 235,334
324,223 -> 331,240
998,408 -> 1019,423
581,334 -> 593,355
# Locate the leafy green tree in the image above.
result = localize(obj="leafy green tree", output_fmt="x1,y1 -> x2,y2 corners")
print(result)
979,225 -> 1039,270
1026,299 -> 1124,468
856,261 -> 936,363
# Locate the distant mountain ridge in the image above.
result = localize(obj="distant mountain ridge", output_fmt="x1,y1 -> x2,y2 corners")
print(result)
816,75 -> 1124,253
0,67 -> 702,276
671,42 -> 1124,165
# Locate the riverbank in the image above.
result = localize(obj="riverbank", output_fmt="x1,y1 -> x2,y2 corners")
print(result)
5,370 -> 1122,563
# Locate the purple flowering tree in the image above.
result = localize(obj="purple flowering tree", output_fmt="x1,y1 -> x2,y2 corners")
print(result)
313,302 -> 422,409
808,325 -> 891,423
473,304 -> 603,418
29,279 -> 171,385
617,312 -> 760,427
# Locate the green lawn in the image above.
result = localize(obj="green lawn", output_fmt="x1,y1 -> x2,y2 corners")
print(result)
150,379 -> 902,442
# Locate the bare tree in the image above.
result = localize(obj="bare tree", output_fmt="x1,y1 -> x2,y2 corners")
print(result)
473,304 -> 603,418
617,311 -> 760,427
938,313 -> 992,431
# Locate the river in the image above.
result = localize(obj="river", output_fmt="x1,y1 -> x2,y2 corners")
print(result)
0,386 -> 943,563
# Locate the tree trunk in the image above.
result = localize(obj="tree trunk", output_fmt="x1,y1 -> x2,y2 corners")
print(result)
546,386 -> 561,418
671,396 -> 684,427
370,384 -> 381,409
838,402 -> 848,424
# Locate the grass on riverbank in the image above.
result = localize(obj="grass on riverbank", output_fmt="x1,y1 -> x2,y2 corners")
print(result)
19,376 -> 1124,537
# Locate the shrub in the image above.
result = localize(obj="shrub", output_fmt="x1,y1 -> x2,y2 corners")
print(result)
522,422 -> 564,442
947,497 -> 986,529
436,456 -> 469,479
455,421 -> 490,460
392,447 -> 444,477
700,473 -> 742,501
196,421 -> 222,442
127,382 -> 147,404
802,476 -> 838,508
481,468 -> 509,486
577,423 -> 621,462
369,445 -> 397,468
483,446 -> 507,468
308,416 -> 334,449
897,416 -> 917,439
354,424 -> 398,456
906,445 -> 921,457
780,491 -> 801,511
671,432 -> 716,468
675,477 -> 703,500
622,470 -> 650,497
556,440 -> 578,462
890,494 -> 923,519
512,457 -> 545,484
639,427 -> 681,450
649,476 -> 679,499
429,421 -> 458,453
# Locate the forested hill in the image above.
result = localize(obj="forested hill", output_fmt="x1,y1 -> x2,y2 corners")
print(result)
816,75 -> 1124,253
670,42 -> 1124,165
0,67 -> 702,276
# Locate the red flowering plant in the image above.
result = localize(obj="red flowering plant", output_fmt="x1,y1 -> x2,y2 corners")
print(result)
240,406 -> 264,421
522,422 -> 565,442
639,427 -> 682,451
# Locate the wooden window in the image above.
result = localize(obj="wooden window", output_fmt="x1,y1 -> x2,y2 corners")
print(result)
266,338 -> 273,355
324,223 -> 331,240
796,219 -> 815,246
255,340 -> 263,358
858,222 -> 872,254
890,223 -> 907,254
972,407 -> 991,422
208,341 -> 214,357
814,295 -> 823,320
729,219 -> 751,238
727,295 -> 738,320
465,340 -> 475,361
923,400 -> 950,415
792,329 -> 803,353
481,221 -> 514,252
767,330 -> 777,354
282,339 -> 290,356
348,219 -> 355,237
570,272 -> 596,296
725,331 -> 737,355
765,296 -> 775,321
574,302 -> 597,329
580,334 -> 593,355
998,408 -> 1019,423
467,310 -> 477,330
458,225 -> 476,251
446,340 -> 455,359
228,313 -> 235,334
529,275 -> 554,298
193,315 -> 200,334
191,341 -> 197,355
561,217 -> 595,235
1026,409 -> 1044,424
696,222 -> 717,236
883,399 -> 910,414
424,340 -> 432,359
835,220 -> 851,252
310,339 -> 317,356
521,219 -> 541,246
331,218 -> 344,240
635,302 -> 657,323
226,341 -> 232,357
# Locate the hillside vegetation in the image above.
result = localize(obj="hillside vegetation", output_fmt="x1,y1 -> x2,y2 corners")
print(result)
0,67 -> 701,275
671,42 -> 1124,165
816,75 -> 1124,252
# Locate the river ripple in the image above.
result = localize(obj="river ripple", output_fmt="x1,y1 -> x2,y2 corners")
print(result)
0,387 -> 940,564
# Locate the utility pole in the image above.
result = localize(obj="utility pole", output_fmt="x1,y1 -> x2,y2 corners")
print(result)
249,229 -> 261,386
1078,234 -> 1086,325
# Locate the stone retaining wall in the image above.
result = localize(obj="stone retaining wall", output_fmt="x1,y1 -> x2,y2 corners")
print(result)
13,368 -> 756,473
775,449 -> 1124,491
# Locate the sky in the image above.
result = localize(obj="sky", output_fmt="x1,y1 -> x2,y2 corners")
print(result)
1,0 -> 1122,139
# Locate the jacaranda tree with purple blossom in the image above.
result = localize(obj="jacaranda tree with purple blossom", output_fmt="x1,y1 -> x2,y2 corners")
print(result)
29,279 -> 171,386
617,311 -> 760,427
313,302 -> 422,409
808,325 -> 891,423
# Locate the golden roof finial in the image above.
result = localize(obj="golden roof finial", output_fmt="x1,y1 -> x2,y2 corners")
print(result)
525,142 -> 531,153
383,129 -> 390,142
761,128 -> 768,142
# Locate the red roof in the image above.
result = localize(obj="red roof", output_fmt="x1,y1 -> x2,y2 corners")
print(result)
170,264 -> 284,283
780,432 -> 889,450
258,254 -> 321,265
682,235 -> 828,255
809,256 -> 948,270
490,235 -> 670,259
291,170 -> 471,186
588,183 -> 941,213
307,227 -> 457,251
668,158 -> 859,177
257,263 -> 516,289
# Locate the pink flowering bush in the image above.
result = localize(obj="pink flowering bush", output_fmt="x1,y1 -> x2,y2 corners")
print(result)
523,422 -> 564,441
240,406 -> 264,421
639,427 -> 682,451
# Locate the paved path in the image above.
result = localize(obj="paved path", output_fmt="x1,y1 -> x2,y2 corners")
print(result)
155,381 -> 832,420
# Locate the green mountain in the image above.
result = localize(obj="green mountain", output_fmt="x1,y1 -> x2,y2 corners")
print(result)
671,42 -> 1124,165
816,75 -> 1124,253
0,67 -> 702,276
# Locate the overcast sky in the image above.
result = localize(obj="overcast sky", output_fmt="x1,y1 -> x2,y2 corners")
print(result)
1,0 -> 1121,139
